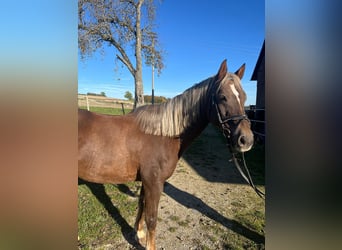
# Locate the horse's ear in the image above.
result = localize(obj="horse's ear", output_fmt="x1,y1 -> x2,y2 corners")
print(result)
215,59 -> 227,82
235,63 -> 246,79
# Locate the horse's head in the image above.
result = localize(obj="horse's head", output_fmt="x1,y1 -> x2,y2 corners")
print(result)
209,60 -> 254,153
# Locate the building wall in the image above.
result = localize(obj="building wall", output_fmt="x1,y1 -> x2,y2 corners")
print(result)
250,41 -> 265,143
256,55 -> 265,109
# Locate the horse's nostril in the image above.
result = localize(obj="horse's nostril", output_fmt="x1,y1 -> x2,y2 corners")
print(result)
238,135 -> 246,146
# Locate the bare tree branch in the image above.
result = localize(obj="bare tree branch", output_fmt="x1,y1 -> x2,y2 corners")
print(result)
116,54 -> 136,76
78,0 -> 164,107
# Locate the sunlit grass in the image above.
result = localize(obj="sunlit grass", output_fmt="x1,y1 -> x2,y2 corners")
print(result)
78,106 -> 132,115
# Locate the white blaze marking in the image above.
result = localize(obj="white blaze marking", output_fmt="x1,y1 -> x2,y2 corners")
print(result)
230,83 -> 241,105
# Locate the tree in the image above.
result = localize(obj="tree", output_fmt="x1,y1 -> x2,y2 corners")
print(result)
79,0 -> 164,108
124,91 -> 133,101
144,95 -> 167,103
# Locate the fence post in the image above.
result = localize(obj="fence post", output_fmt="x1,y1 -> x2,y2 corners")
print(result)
121,103 -> 125,115
86,95 -> 89,111
245,106 -> 265,144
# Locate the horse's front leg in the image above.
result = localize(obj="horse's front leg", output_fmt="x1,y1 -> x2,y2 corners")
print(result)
144,180 -> 163,250
134,185 -> 146,246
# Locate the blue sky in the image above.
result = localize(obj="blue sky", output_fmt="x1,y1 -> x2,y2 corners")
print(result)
78,0 -> 264,105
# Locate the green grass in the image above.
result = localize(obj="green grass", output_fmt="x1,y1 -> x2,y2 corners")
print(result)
234,210 -> 265,233
78,181 -> 141,248
168,227 -> 177,233
79,106 -> 132,115
243,143 -> 265,185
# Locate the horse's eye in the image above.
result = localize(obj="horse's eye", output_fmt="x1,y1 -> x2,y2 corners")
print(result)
220,95 -> 227,102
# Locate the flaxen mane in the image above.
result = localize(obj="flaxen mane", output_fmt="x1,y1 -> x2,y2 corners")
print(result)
133,75 -> 229,137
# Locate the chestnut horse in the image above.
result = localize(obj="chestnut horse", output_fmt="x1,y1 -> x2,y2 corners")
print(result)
78,60 -> 254,250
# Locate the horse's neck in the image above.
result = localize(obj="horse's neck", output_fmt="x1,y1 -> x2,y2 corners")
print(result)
177,85 -> 213,156
178,113 -> 209,157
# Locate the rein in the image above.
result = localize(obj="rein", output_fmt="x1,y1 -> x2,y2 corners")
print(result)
231,153 -> 265,199
212,95 -> 265,199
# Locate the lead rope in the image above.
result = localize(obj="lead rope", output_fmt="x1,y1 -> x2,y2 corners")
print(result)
231,152 -> 265,199
212,95 -> 264,199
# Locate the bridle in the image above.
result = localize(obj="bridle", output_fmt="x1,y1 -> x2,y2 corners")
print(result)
212,93 -> 250,142
211,92 -> 265,199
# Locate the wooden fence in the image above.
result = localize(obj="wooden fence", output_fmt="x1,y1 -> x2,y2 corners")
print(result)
78,94 -> 134,111
246,106 -> 265,144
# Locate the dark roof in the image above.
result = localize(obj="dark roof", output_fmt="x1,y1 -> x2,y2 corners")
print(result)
251,40 -> 265,81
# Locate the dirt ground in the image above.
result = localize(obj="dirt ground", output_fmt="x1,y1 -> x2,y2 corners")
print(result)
85,126 -> 265,250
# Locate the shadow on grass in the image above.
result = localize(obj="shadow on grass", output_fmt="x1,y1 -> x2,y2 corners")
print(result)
164,182 -> 265,245
78,178 -> 264,247
182,125 -> 265,186
78,178 -> 144,250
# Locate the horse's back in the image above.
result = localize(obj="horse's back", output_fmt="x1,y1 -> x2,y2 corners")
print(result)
78,109 -> 181,185
78,109 -> 139,183
78,108 -> 89,121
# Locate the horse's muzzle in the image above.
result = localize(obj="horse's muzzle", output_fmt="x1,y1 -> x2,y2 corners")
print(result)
237,133 -> 254,152
231,121 -> 254,153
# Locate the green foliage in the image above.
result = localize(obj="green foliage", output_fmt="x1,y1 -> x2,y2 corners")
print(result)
86,92 -> 106,97
124,91 -> 133,101
144,95 -> 168,103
